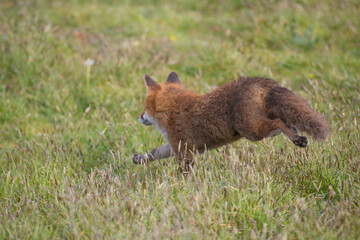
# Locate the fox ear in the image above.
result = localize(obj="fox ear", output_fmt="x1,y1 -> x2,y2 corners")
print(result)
165,72 -> 181,84
144,74 -> 159,89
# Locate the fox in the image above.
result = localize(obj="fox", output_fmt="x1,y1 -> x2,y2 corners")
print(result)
133,72 -> 330,169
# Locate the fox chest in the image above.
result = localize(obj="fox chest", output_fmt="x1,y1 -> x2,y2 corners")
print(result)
151,113 -> 169,141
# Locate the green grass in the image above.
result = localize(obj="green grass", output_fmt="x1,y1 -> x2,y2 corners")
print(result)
0,0 -> 359,239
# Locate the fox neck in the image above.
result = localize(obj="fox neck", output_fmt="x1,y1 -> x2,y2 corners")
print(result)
145,111 -> 169,141
153,119 -> 168,141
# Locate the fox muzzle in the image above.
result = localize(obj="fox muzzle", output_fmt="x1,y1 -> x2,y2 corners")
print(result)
139,113 -> 152,126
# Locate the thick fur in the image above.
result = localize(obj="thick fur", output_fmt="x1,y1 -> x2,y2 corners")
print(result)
134,73 -> 330,168
265,86 -> 330,140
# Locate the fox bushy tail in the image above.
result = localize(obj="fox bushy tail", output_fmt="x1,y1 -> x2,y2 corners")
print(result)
265,86 -> 330,140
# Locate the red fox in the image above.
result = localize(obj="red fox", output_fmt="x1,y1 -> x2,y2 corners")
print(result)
133,72 -> 330,169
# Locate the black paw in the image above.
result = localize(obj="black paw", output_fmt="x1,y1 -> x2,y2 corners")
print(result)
132,154 -> 146,164
293,136 -> 308,148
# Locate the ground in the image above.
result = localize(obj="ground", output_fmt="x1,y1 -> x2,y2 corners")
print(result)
0,0 -> 359,239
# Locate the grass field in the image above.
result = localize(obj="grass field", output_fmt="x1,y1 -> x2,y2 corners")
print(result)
0,0 -> 359,239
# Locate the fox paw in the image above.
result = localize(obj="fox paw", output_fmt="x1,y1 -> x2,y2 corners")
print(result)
293,136 -> 308,148
132,154 -> 146,164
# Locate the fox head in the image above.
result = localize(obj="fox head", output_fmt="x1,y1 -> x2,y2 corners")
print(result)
138,72 -> 181,126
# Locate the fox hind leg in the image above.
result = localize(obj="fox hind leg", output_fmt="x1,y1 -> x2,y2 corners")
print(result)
251,118 -> 307,147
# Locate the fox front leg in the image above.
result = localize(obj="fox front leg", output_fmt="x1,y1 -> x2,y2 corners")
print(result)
133,143 -> 172,164
172,142 -> 195,173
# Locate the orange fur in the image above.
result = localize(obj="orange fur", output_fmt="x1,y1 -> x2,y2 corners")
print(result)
133,72 -> 330,170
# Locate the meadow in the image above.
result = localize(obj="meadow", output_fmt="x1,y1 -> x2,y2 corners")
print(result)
0,0 -> 359,239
